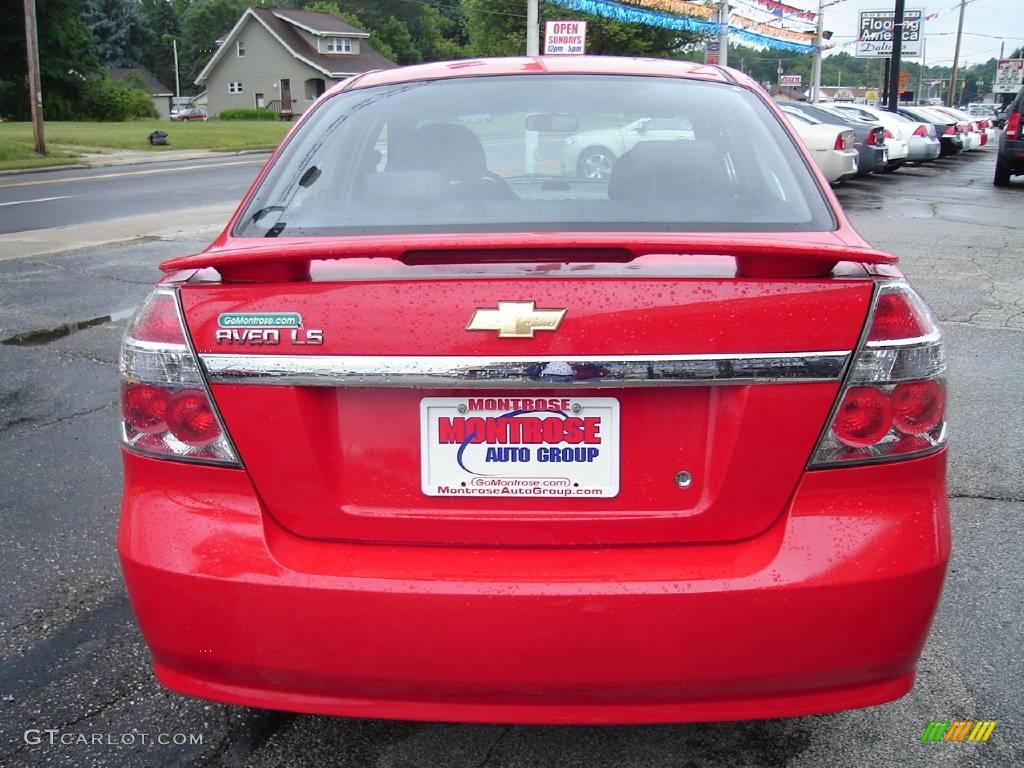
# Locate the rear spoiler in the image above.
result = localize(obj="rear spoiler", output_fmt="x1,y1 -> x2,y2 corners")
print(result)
160,233 -> 898,282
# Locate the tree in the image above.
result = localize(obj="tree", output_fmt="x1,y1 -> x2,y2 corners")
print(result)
84,0 -> 155,68
460,0 -> 698,58
141,0 -> 181,95
82,72 -> 159,119
179,0 -> 246,88
377,16 -> 421,65
0,0 -> 99,120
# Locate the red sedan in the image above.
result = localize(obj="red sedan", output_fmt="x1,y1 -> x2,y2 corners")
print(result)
118,57 -> 949,724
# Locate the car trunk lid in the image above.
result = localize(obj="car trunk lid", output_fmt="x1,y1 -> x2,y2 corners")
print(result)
177,251 -> 875,547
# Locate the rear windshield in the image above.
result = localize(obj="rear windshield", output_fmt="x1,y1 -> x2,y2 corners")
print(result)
235,75 -> 835,238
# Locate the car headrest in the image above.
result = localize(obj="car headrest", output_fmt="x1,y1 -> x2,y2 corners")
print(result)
608,140 -> 731,203
404,123 -> 488,180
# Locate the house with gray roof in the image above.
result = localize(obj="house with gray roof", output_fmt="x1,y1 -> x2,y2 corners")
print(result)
194,7 -> 396,118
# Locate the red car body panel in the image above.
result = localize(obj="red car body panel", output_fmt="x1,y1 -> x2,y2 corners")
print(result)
118,57 -> 951,723
119,449 -> 949,724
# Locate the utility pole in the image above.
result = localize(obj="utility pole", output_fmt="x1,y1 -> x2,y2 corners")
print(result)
993,41 -> 1004,105
718,0 -> 729,69
810,0 -> 824,103
22,0 -> 45,155
948,0 -> 967,106
886,0 -> 905,112
917,36 -> 926,104
173,38 -> 181,111
527,0 -> 539,56
525,0 -> 540,175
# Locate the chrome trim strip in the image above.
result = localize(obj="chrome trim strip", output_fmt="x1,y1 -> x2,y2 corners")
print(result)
199,351 -> 851,388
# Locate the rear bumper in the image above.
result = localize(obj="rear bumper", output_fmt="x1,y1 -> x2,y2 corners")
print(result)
940,136 -> 963,155
119,450 -> 950,724
907,136 -> 941,162
999,137 -> 1024,170
856,145 -> 887,174
886,139 -> 909,161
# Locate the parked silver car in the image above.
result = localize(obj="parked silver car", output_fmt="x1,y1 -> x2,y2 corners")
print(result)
561,117 -> 695,180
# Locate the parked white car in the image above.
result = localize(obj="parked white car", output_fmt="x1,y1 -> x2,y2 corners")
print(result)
827,103 -> 940,164
923,107 -> 982,150
782,111 -> 859,184
934,106 -> 994,148
561,118 -> 695,180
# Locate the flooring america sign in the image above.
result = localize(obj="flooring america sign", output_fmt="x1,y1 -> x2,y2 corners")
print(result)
856,8 -> 923,58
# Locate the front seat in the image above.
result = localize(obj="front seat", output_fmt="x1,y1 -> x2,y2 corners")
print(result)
607,140 -> 732,204
404,123 -> 516,201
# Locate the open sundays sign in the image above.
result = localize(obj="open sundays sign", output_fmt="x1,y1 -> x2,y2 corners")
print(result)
544,20 -> 587,55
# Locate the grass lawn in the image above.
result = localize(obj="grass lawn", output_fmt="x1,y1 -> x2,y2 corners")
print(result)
0,137 -> 80,172
0,120 -> 290,170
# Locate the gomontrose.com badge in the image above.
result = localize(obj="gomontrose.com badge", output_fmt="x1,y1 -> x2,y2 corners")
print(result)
420,396 -> 619,497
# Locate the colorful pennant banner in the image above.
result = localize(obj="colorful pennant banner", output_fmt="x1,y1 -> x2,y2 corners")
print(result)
741,0 -> 816,23
548,0 -> 817,52
621,0 -> 717,21
732,13 -> 815,45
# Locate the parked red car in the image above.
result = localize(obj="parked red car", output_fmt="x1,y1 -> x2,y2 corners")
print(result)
171,107 -> 208,121
118,57 -> 949,724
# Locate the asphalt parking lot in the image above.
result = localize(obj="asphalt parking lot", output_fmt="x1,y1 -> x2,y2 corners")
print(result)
1,149 -> 1022,767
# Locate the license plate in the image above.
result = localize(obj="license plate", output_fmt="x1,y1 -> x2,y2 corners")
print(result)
420,396 -> 619,498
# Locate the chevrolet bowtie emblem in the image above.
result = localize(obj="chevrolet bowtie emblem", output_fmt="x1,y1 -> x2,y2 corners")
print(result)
466,302 -> 567,339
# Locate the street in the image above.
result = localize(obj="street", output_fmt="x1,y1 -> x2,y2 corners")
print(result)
0,149 -> 1021,767
0,155 -> 267,234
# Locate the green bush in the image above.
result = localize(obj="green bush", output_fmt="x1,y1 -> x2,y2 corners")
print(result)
81,75 -> 158,122
219,108 -> 276,121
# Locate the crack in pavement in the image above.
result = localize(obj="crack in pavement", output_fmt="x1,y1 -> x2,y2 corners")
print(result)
948,492 -> 1024,504
0,400 -> 117,443
35,259 -> 155,287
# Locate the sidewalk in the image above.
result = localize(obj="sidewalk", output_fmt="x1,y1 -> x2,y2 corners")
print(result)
0,148 -> 271,176
0,204 -> 234,261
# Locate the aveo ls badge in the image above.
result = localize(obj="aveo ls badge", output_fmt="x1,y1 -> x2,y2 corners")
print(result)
420,396 -> 620,497
215,312 -> 323,345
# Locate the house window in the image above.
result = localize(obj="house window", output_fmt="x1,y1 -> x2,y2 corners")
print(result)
237,40 -> 245,57
228,81 -> 243,94
325,37 -> 352,53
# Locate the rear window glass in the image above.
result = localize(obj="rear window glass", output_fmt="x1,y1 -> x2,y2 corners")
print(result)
235,75 -> 835,237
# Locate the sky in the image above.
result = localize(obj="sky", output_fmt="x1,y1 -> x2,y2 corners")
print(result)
812,0 -> 1024,66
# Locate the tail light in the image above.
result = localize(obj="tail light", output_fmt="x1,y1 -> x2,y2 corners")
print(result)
943,125 -> 955,136
883,128 -> 894,140
866,128 -> 883,146
912,124 -> 927,137
119,288 -> 239,464
810,281 -> 946,467
1007,111 -> 1021,139
833,131 -> 852,150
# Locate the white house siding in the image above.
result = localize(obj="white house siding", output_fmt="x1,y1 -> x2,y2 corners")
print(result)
204,17 -> 338,117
